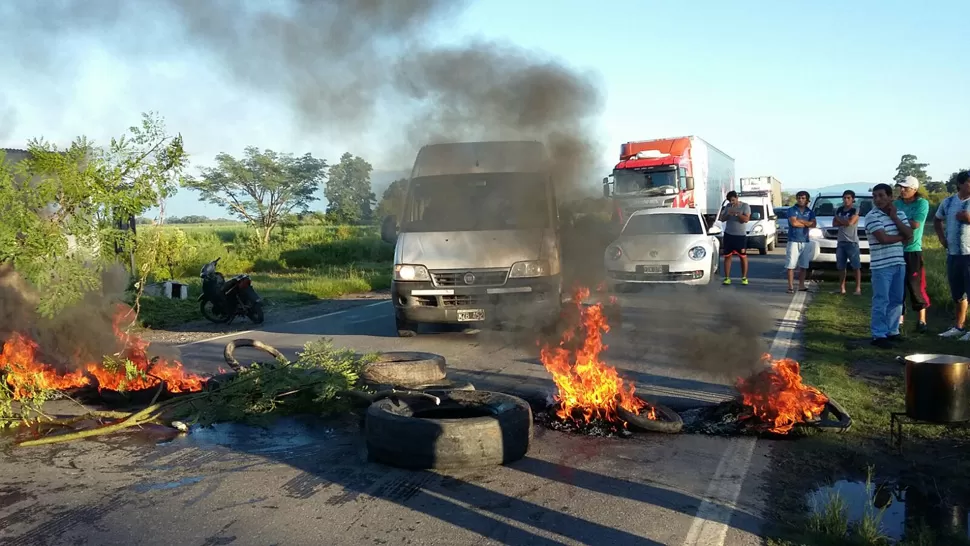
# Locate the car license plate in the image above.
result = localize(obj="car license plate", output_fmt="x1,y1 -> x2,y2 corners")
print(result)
643,266 -> 662,274
457,309 -> 485,322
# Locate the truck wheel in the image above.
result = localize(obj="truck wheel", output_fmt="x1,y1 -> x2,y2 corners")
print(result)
395,314 -> 418,337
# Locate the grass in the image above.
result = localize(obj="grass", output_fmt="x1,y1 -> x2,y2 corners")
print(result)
131,222 -> 394,329
764,237 -> 970,544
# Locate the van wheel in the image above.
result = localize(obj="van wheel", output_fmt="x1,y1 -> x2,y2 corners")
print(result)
395,315 -> 418,338
767,241 -> 775,252
759,246 -> 768,255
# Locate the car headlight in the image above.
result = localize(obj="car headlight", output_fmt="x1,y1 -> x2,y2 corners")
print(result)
394,264 -> 431,281
606,245 -> 623,261
509,260 -> 550,278
688,246 -> 706,260
809,228 -> 824,240
751,224 -> 764,234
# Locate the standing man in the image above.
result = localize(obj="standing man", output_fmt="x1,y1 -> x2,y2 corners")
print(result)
894,175 -> 931,333
785,191 -> 816,294
934,170 -> 970,340
865,183 -> 913,349
832,189 -> 862,296
719,191 -> 751,286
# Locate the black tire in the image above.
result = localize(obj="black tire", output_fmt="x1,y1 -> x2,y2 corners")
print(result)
223,338 -> 287,372
617,400 -> 684,434
200,299 -> 230,323
395,314 -> 418,337
365,390 -> 533,469
767,241 -> 775,252
759,247 -> 768,255
361,352 -> 447,385
247,301 -> 265,324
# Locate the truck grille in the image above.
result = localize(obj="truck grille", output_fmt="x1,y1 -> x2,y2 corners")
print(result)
430,269 -> 508,287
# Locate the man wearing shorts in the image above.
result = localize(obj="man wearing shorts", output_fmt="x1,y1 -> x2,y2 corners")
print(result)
894,175 -> 931,333
785,190 -> 816,293
934,170 -> 970,340
832,189 -> 862,295
719,191 -> 751,286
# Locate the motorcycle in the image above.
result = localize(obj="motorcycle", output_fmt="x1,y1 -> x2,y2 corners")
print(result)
198,257 -> 265,325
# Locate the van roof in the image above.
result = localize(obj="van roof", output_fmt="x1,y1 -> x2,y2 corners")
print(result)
411,140 -> 548,178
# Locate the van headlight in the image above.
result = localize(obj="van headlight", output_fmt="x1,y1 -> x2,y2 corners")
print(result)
809,228 -> 824,240
688,246 -> 706,260
394,264 -> 431,281
509,260 -> 550,278
751,224 -> 764,234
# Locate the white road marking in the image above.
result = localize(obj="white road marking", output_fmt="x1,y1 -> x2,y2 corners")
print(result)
682,289 -> 808,546
175,300 -> 391,348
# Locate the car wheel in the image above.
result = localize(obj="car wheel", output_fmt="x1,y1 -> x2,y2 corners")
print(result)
395,314 -> 419,337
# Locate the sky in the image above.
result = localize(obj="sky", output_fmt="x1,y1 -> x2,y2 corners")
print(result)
1,0 -> 967,219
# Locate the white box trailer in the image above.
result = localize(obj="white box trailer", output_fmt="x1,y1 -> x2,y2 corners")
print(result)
740,176 -> 782,207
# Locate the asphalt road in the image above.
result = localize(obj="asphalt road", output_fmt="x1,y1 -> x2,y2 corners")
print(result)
1,246 -> 812,546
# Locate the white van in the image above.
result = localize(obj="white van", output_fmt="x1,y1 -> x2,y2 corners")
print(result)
380,141 -> 563,337
713,191 -> 779,255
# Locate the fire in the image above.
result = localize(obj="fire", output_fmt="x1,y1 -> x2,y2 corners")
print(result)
736,353 -> 829,434
0,304 -> 205,399
539,286 -> 654,424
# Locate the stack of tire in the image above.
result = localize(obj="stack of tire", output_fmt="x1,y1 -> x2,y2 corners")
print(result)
362,352 -> 534,470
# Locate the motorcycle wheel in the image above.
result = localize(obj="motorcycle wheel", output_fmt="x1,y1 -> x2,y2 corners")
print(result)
247,302 -> 265,325
200,299 -> 231,323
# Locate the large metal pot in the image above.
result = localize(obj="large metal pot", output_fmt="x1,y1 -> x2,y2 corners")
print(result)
898,354 -> 970,423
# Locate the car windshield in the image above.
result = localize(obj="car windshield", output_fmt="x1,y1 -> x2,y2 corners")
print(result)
401,173 -> 550,232
613,168 -> 677,195
623,213 -> 704,235
749,205 -> 765,220
774,207 -> 789,218
812,196 -> 874,217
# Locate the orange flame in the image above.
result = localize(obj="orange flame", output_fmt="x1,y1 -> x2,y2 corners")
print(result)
735,353 -> 828,434
0,304 -> 205,398
539,286 -> 654,424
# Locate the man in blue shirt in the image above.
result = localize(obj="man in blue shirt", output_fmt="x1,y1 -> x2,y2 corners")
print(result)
934,170 -> 970,340
786,190 -> 816,293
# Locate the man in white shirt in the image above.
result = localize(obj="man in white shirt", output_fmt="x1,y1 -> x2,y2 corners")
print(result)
865,183 -> 914,349
934,170 -> 970,340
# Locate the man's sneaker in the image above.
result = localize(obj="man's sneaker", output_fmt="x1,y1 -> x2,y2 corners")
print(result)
741,277 -> 749,285
939,327 -> 966,338
722,278 -> 731,285
887,333 -> 902,342
871,337 -> 893,349
917,322 -> 928,333
960,332 -> 970,342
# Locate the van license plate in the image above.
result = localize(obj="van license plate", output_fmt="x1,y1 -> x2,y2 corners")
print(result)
644,266 -> 662,274
457,309 -> 485,322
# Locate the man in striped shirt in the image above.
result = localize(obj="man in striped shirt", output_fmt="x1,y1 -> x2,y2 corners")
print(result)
865,183 -> 914,349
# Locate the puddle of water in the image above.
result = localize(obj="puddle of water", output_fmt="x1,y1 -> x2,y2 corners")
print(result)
808,479 -> 970,543
174,416 -> 348,456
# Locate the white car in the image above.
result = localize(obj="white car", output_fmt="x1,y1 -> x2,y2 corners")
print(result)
807,191 -> 873,270
604,208 -> 722,287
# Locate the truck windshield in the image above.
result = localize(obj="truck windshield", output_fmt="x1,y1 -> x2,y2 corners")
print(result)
613,168 -> 677,195
401,173 -> 550,232
623,213 -> 703,235
812,196 -> 874,217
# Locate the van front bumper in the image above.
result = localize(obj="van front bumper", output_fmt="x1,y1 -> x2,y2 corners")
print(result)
392,275 -> 562,325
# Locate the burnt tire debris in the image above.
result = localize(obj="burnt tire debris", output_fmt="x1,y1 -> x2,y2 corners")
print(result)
223,338 -> 287,372
618,399 -> 684,434
360,351 -> 447,386
365,390 -> 533,470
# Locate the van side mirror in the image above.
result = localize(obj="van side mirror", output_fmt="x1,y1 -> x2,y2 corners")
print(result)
602,177 -> 610,198
380,215 -> 398,244
768,215 -> 777,221
685,176 -> 695,191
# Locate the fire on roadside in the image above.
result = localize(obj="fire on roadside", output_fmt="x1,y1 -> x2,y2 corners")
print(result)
735,353 -> 829,434
0,304 -> 205,399
539,286 -> 655,425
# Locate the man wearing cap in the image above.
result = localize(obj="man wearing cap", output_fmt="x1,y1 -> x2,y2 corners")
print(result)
894,175 -> 931,333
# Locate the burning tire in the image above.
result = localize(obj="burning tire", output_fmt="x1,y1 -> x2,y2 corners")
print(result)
617,400 -> 684,434
365,390 -> 533,469
223,338 -> 287,372
361,352 -> 447,386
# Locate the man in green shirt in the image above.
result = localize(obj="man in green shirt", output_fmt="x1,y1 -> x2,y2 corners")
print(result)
894,176 -> 931,333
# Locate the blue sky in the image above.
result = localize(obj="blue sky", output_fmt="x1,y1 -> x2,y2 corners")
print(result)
1,0 -> 967,219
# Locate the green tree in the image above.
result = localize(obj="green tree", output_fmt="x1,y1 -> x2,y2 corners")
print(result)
894,154 -> 933,186
324,153 -> 375,225
0,112 -> 187,316
184,147 -> 327,246
374,177 -> 408,222
781,192 -> 796,206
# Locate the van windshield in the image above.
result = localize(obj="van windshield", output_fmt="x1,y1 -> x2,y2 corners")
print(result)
402,173 -> 550,232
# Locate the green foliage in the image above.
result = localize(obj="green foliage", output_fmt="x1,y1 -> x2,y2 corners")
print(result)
374,177 -> 408,221
174,338 -> 377,426
893,153 -> 932,186
325,152 -> 376,224
0,112 -> 186,316
183,146 -> 327,246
